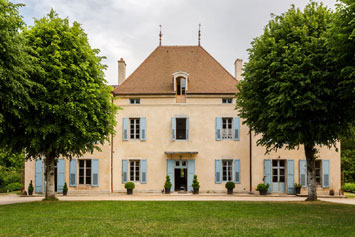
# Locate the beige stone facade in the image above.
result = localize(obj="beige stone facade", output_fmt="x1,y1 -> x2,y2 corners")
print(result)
24,45 -> 341,195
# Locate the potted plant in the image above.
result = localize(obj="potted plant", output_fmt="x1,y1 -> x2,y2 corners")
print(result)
63,182 -> 68,196
225,181 -> 235,194
164,175 -> 172,194
294,183 -> 302,195
256,183 -> 270,195
125,182 -> 135,195
192,175 -> 200,194
28,180 -> 34,196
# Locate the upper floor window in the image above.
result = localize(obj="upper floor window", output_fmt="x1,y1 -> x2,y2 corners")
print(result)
172,116 -> 189,140
216,117 -> 240,141
222,118 -> 233,139
130,118 -> 140,139
176,77 -> 186,95
130,98 -> 140,104
222,98 -> 233,104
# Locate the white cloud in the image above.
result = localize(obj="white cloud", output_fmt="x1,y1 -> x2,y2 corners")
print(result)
15,0 -> 337,85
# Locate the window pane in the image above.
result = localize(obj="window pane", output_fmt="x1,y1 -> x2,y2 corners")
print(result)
79,160 -> 84,168
79,177 -> 84,184
176,118 -> 186,140
280,169 -> 285,175
273,169 -> 278,175
272,160 -> 278,167
79,168 -> 84,176
273,176 -> 278,182
279,160 -> 285,167
86,176 -> 91,184
280,176 -> 285,182
86,160 -> 91,168
176,161 -> 180,166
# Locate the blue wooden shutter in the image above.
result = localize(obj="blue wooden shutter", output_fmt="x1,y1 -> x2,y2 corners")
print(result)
123,118 -> 129,141
171,117 -> 176,140
287,160 -> 294,194
233,117 -> 240,141
35,159 -> 43,193
122,160 -> 128,183
187,160 -> 195,191
167,160 -> 174,192
69,159 -> 77,187
91,159 -> 99,186
140,118 -> 146,141
264,159 -> 272,193
234,159 -> 240,184
299,160 -> 307,188
186,117 -> 189,140
215,160 -> 222,183
57,159 -> 65,192
140,160 -> 147,184
322,160 -> 330,188
216,117 -> 222,141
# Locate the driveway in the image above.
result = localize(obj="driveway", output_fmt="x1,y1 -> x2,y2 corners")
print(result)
1,193 -> 353,205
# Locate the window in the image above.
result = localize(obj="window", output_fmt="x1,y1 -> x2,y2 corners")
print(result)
79,160 -> 91,185
222,118 -> 233,139
222,160 -> 233,181
129,118 -> 140,139
129,160 -> 140,182
130,98 -> 140,104
222,98 -> 233,104
315,160 -> 322,185
176,77 -> 186,95
176,118 -> 187,140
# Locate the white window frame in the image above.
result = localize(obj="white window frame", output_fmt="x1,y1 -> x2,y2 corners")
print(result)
129,98 -> 140,104
222,98 -> 233,104
222,160 -> 233,182
129,160 -> 140,182
173,71 -> 189,92
129,118 -> 140,140
79,159 -> 91,185
222,117 -> 233,140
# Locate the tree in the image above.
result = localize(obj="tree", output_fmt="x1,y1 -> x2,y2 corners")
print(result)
236,2 -> 344,201
21,10 -> 118,199
0,0 -> 37,146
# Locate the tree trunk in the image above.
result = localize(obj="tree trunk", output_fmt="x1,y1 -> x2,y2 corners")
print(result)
305,144 -> 317,201
45,155 -> 56,200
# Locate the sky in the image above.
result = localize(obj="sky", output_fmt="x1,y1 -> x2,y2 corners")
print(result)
14,0 -> 337,85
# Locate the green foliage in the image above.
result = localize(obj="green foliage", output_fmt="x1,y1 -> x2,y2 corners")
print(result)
28,180 -> 34,192
0,0 -> 39,142
0,148 -> 24,170
327,0 -> 355,118
225,181 -> 235,190
192,175 -> 200,188
164,175 -> 172,189
124,182 -> 135,190
19,10 -> 118,161
256,183 -> 270,191
294,183 -> 302,188
236,2 -> 342,152
341,150 -> 355,183
63,182 -> 68,192
344,183 -> 355,192
5,182 -> 22,192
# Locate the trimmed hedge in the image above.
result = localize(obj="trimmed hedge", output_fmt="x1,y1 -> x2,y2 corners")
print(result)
344,183 -> 355,193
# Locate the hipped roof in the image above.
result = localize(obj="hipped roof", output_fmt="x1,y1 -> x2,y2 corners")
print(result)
113,45 -> 238,96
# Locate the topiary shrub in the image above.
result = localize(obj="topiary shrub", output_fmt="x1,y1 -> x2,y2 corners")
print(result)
124,182 -> 135,190
256,183 -> 270,191
225,181 -> 235,190
164,176 -> 172,189
28,180 -> 34,195
192,175 -> 200,189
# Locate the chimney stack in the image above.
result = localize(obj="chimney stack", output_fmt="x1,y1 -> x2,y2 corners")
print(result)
234,58 -> 243,81
118,58 -> 126,85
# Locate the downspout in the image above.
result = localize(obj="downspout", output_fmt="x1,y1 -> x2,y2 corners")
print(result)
110,97 -> 114,193
249,129 -> 253,194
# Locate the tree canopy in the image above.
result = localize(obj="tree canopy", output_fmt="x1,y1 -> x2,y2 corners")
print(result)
235,2 -> 346,200
0,0 -> 37,145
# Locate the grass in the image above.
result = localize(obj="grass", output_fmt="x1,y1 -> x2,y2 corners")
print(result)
345,192 -> 355,198
0,201 -> 355,236
0,191 -> 21,196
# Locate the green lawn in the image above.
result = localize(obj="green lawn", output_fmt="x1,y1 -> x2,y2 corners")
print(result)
0,201 -> 355,236
345,192 -> 355,198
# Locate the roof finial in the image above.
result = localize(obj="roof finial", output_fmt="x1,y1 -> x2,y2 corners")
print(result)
198,24 -> 201,46
159,25 -> 162,46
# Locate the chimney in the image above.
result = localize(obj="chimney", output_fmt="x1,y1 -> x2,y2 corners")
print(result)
234,58 -> 243,81
118,58 -> 126,85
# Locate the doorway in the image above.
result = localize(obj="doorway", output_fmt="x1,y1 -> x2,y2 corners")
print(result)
272,160 -> 285,193
174,160 -> 187,191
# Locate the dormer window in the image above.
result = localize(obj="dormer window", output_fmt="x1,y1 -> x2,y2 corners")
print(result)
173,71 -> 189,103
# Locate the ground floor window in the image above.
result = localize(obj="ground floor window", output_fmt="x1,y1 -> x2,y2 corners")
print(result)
315,160 -> 322,185
130,160 -> 140,182
79,159 -> 91,185
222,160 -> 233,181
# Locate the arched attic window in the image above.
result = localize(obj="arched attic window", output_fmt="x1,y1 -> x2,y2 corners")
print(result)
173,72 -> 189,103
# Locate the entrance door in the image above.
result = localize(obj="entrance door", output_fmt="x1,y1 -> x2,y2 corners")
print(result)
272,160 -> 285,193
174,160 -> 187,191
